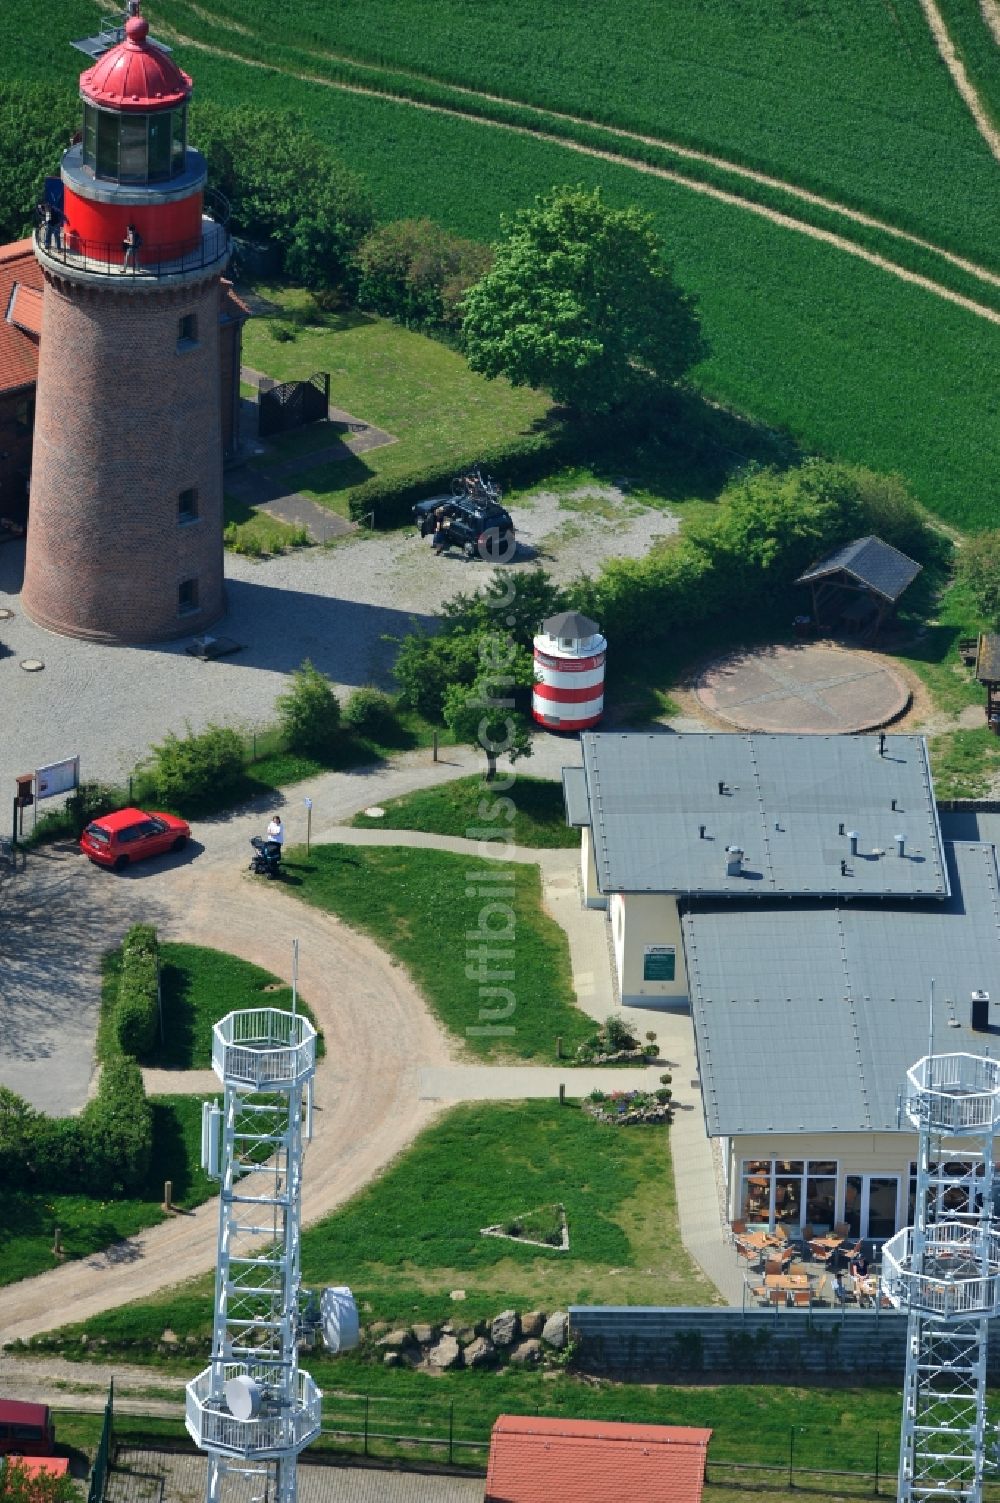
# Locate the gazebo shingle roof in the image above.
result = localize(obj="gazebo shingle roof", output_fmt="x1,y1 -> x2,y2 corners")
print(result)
796,535 -> 921,603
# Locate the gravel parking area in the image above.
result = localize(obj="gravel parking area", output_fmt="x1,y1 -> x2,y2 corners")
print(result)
0,486 -> 674,793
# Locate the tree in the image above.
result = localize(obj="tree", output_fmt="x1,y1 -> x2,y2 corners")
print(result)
0,1460 -> 78,1503
462,185 -> 705,413
276,660 -> 341,756
192,104 -> 373,292
443,677 -> 533,782
957,529 -> 1000,628
0,83 -> 77,242
357,218 -> 491,330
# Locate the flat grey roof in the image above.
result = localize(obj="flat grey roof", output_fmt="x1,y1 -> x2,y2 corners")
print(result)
562,766 -> 590,828
684,842 -> 1000,1136
575,732 -> 948,898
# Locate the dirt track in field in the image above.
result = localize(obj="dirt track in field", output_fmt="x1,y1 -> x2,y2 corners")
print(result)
920,0 -> 1000,161
154,24 -> 1000,327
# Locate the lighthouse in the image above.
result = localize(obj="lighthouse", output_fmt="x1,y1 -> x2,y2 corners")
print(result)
23,7 -> 229,642
532,610 -> 607,731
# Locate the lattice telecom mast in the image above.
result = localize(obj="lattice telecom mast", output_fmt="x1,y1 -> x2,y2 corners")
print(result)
185,998 -> 358,1503
882,1053 -> 1000,1503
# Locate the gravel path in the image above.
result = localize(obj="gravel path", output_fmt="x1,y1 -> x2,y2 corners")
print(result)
0,485 -> 667,795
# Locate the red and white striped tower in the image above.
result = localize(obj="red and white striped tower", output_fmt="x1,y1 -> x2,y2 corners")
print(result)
532,610 -> 607,732
22,6 -> 229,642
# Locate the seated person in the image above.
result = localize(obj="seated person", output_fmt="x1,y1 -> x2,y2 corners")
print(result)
849,1248 -> 869,1279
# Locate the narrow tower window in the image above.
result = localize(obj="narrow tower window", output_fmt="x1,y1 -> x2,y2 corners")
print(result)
178,577 -> 199,614
178,487 -> 198,524
177,313 -> 198,348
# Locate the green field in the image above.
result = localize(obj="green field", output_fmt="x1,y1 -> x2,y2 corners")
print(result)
8,1 -> 1000,530
284,843 -> 591,1060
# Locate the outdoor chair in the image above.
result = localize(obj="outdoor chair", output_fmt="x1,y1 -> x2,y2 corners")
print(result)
791,1289 -> 812,1309
768,1288 -> 785,1308
731,1219 -> 747,1238
764,1256 -> 785,1276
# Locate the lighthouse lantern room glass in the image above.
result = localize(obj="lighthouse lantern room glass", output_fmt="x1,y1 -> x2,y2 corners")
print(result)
82,102 -> 187,184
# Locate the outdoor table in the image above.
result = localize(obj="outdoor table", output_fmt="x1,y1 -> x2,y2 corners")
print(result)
742,1231 -> 781,1252
764,1273 -> 810,1292
809,1235 -> 843,1261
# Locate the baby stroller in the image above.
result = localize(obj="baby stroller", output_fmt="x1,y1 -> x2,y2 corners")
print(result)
249,835 -> 282,879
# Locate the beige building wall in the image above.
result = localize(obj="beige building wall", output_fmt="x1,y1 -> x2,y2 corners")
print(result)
724,1130 -> 993,1236
611,892 -> 688,1005
580,827 -> 604,909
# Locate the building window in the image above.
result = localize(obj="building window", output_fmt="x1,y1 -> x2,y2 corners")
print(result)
178,487 -> 198,524
740,1158 -> 840,1232
177,313 -> 198,349
178,577 -> 199,615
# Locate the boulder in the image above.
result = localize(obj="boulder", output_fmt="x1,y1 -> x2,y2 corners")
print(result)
377,1328 -> 411,1350
542,1311 -> 568,1350
510,1338 -> 542,1365
428,1335 -> 462,1371
491,1309 -> 520,1347
464,1336 -> 496,1369
450,1289 -> 467,1301
412,1324 -> 435,1345
161,1328 -> 180,1346
520,1311 -> 545,1338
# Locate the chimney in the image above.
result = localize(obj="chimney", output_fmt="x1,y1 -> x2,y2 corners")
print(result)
895,833 -> 906,858
972,990 -> 990,1031
848,831 -> 859,857
726,845 -> 744,877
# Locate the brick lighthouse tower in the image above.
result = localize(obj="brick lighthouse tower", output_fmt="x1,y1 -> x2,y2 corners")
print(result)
23,7 -> 229,642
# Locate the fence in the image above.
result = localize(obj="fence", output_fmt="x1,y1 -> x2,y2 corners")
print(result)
259,372 -> 330,437
87,1378 -> 114,1503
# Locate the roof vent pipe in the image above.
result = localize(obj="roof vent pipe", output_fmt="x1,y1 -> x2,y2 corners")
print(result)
896,833 -> 906,858
878,732 -> 886,757
726,845 -> 744,877
848,831 -> 859,857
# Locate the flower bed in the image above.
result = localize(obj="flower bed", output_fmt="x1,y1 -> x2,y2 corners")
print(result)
584,1088 -> 673,1126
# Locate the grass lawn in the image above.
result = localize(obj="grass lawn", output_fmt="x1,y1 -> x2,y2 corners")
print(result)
0,1096 -> 215,1288
241,294 -> 551,518
297,1100 -> 715,1321
154,944 -> 323,1069
930,727 -> 1000,800
284,844 -> 590,1060
223,490 -> 309,556
99,940 -> 322,1069
350,774 -> 577,848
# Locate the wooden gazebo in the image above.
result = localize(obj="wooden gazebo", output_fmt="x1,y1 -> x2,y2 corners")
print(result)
975,633 -> 1000,731
796,535 -> 921,642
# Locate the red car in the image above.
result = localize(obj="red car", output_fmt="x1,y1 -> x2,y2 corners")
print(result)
80,807 -> 190,871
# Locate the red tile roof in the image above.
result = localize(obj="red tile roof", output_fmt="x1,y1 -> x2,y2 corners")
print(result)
485,1415 -> 713,1503
9,284 -> 43,337
0,240 -> 42,395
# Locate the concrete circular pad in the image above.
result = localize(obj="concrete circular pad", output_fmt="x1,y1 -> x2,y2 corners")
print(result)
695,643 -> 911,734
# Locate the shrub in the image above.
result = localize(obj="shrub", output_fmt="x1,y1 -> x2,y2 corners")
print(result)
276,659 -> 341,756
958,529 -> 1000,628
342,686 -> 398,740
602,1014 -> 639,1052
115,924 -> 160,1060
357,217 -> 491,330
63,782 -> 123,837
80,1058 -> 153,1195
142,722 -> 246,809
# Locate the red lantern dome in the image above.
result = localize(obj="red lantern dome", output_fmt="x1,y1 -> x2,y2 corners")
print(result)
80,16 -> 192,110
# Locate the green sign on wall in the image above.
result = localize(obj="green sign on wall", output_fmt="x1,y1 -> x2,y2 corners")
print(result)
643,944 -> 676,982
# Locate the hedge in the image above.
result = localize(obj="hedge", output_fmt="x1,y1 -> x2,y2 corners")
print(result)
0,1058 -> 152,1196
347,426 -> 582,529
115,924 -> 160,1060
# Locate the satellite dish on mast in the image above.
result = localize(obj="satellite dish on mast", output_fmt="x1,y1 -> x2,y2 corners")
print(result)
320,1286 -> 360,1354
225,1374 -> 263,1421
